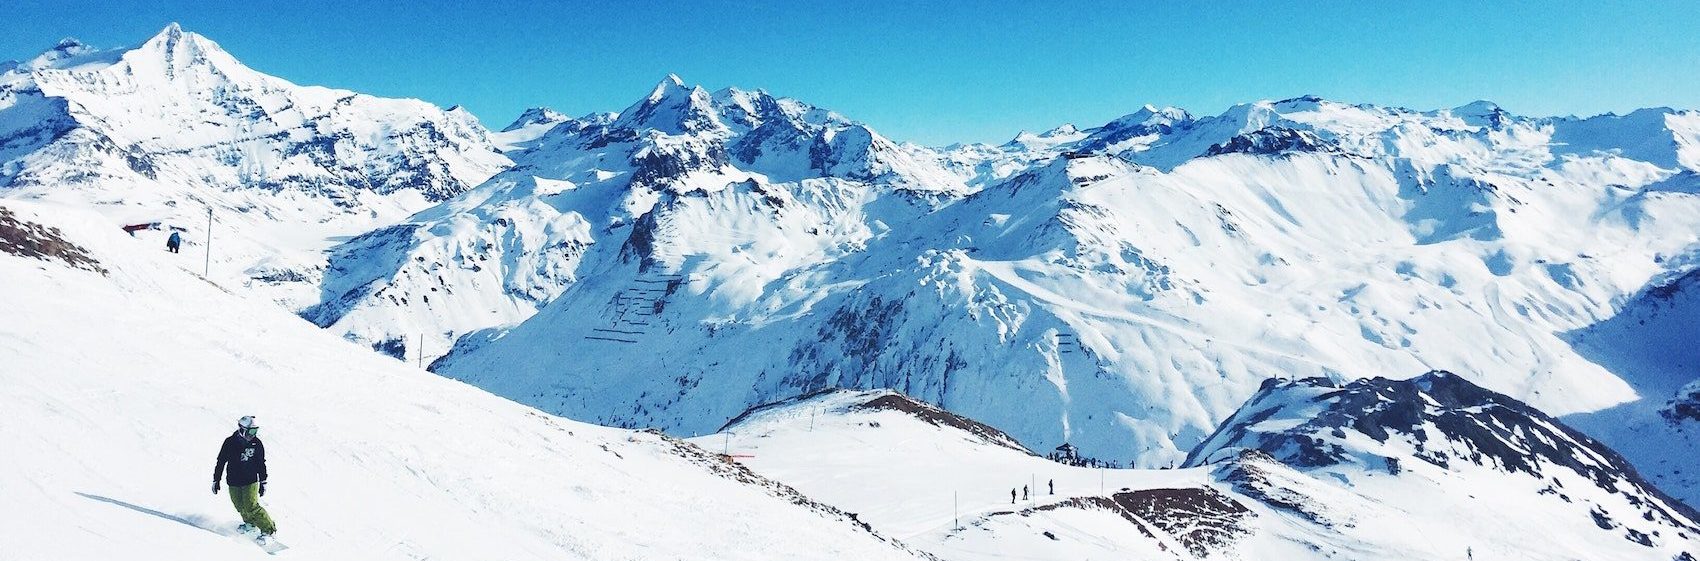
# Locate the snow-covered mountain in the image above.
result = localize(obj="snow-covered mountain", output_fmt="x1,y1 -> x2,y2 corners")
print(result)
705,377 -> 1700,560
306,74 -> 971,362
1187,371 -> 1700,560
10,24 -> 1696,525
0,199 -> 931,561
366,85 -> 1700,482
489,106 -> 577,152
8,22 -> 1699,561
0,24 -> 510,306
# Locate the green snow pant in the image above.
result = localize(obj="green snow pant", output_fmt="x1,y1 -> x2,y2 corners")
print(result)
228,483 -> 276,534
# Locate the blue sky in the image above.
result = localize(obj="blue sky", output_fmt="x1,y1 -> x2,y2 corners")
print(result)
6,1 -> 1699,145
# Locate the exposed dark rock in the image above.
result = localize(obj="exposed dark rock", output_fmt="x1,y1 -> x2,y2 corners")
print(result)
0,206 -> 106,274
853,393 -> 1030,453
1113,487 -> 1251,557
1003,485 -> 1251,558
1205,127 -> 1336,156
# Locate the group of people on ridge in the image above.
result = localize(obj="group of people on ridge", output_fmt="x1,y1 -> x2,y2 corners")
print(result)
1010,479 -> 1056,503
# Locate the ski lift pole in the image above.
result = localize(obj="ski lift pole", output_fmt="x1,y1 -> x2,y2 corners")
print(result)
203,206 -> 212,277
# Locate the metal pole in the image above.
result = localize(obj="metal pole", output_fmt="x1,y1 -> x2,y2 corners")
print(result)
1099,467 -> 1104,496
203,207 -> 212,277
953,491 -> 958,530
418,333 -> 424,368
723,431 -> 730,455
809,407 -> 816,432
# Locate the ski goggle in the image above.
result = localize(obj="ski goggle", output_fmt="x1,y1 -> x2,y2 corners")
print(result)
243,427 -> 260,436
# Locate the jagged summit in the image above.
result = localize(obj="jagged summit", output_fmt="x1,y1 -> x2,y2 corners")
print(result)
610,74 -> 724,135
127,22 -> 245,78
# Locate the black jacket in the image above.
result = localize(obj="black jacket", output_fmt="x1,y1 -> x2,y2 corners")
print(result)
214,432 -> 267,487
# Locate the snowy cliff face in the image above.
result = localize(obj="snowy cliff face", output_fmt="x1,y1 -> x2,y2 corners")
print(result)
1186,372 -> 1700,559
0,25 -> 510,306
404,90 -> 1700,472
307,74 -> 972,362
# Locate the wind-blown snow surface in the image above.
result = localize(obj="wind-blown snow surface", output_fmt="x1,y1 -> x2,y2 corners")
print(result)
384,83 -> 1700,472
707,384 -> 1700,560
0,25 -> 510,307
0,200 -> 929,561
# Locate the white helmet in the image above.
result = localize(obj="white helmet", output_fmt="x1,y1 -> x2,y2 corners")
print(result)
237,416 -> 259,437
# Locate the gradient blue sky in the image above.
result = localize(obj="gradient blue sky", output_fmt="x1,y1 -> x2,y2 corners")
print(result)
6,1 -> 1699,145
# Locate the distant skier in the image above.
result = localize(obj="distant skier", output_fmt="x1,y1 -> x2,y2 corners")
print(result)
1048,479 -> 1054,495
166,231 -> 182,253
1022,485 -> 1029,501
1010,488 -> 1016,504
213,416 -> 275,544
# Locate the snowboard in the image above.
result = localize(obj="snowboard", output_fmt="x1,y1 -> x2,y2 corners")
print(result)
253,535 -> 288,555
232,525 -> 288,554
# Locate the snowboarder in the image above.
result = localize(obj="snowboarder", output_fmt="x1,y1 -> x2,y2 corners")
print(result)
166,231 -> 182,253
1048,479 -> 1054,495
213,416 -> 275,544
1010,488 -> 1016,504
1022,485 -> 1029,501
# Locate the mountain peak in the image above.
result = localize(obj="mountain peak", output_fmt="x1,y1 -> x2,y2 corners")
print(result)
1044,123 -> 1079,136
647,73 -> 690,101
1451,100 -> 1510,128
502,106 -> 568,131
13,36 -> 104,71
1454,100 -> 1501,113
119,23 -> 258,84
52,37 -> 87,52
614,74 -> 726,135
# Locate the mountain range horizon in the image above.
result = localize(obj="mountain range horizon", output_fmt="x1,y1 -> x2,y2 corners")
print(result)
8,23 -> 1693,149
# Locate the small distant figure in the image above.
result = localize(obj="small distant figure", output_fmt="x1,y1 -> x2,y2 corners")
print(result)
1022,485 -> 1029,501
166,231 -> 182,253
1048,479 -> 1054,495
1010,488 -> 1016,504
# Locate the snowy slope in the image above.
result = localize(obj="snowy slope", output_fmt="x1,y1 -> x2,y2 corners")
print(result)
0,199 -> 929,561
0,25 -> 510,308
1187,371 -> 1700,561
705,382 -> 1700,561
411,91 -> 1700,475
1565,261 -> 1700,507
697,390 -> 1210,560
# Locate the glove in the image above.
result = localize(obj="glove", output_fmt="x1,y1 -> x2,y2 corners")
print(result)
259,481 -> 266,497
212,481 -> 221,494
